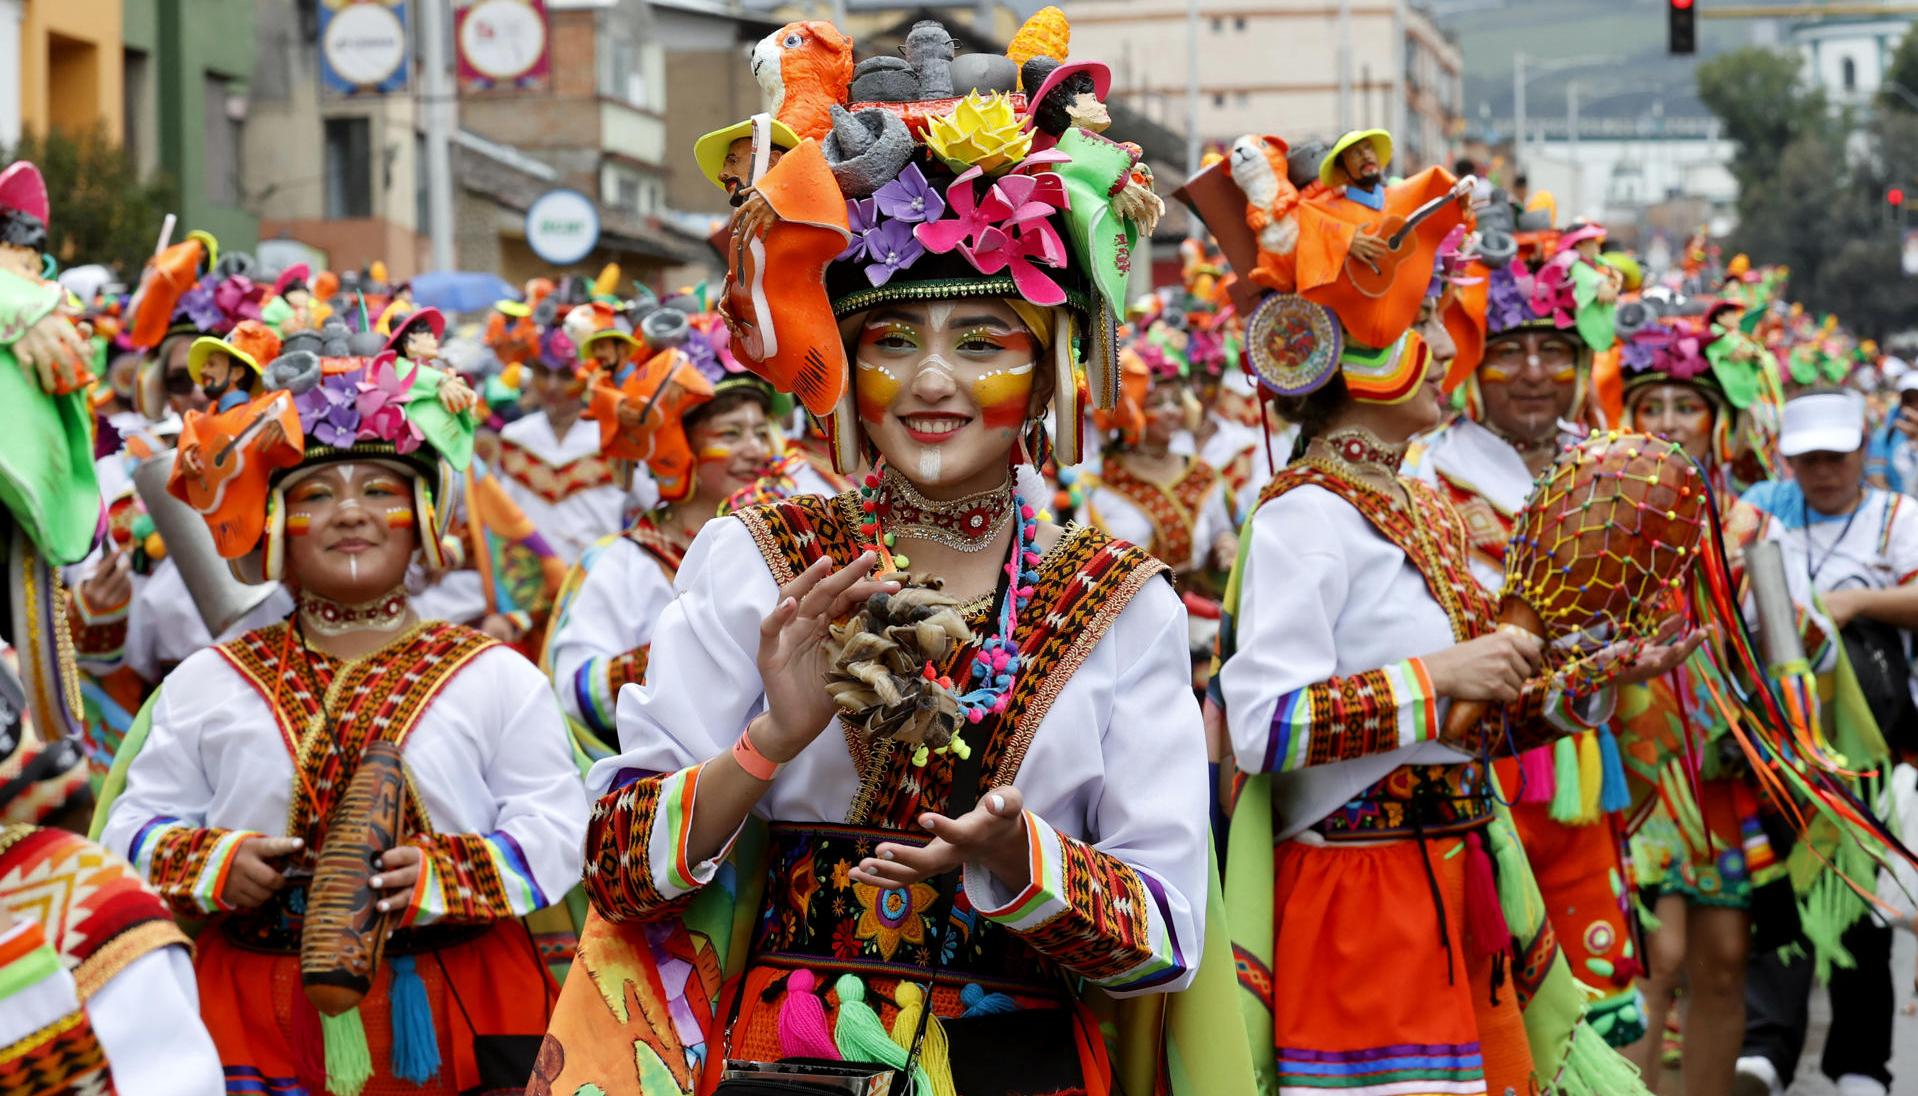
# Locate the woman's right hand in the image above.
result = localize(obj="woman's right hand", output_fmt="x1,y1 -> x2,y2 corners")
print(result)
1422,628 -> 1545,704
219,836 -> 304,910
753,552 -> 900,763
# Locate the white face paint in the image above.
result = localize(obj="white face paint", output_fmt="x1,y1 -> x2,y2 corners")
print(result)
917,447 -> 942,481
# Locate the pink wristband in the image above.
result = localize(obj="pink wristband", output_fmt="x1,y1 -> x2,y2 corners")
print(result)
732,726 -> 784,781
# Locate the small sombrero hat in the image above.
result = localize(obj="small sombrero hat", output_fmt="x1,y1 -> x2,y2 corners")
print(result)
187,320 -> 281,384
382,306 -> 446,356
694,115 -> 802,191
1318,129 -> 1393,189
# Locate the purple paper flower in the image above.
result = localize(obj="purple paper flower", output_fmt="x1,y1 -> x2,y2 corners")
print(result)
176,279 -> 226,332
839,198 -> 879,261
860,219 -> 925,287
1620,337 -> 1658,373
873,164 -> 944,225
295,371 -> 360,442
1485,261 -> 1538,336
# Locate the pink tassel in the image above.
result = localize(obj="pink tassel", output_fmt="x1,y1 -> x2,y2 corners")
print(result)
777,970 -> 842,1061
1517,744 -> 1556,805
1461,831 -> 1511,960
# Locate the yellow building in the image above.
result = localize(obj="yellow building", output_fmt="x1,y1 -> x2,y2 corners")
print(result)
7,0 -> 124,145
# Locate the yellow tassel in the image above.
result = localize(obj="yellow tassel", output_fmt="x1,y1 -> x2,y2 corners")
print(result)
888,983 -> 958,1096
1006,5 -> 1070,79
1576,730 -> 1603,824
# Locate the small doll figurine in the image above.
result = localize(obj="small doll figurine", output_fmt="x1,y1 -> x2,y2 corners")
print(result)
0,160 -> 90,395
187,320 -> 281,415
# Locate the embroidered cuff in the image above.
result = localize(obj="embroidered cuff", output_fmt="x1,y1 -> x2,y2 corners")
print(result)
68,589 -> 128,667
968,812 -> 1190,992
131,820 -> 262,916
404,831 -> 550,927
583,762 -> 739,923
572,647 -> 649,739
1262,658 -> 1438,772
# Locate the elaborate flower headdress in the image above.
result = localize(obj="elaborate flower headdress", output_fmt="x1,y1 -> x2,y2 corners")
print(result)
718,11 -> 1162,471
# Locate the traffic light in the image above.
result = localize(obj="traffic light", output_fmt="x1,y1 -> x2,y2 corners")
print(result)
1669,0 -> 1697,56
1892,186 -> 1907,208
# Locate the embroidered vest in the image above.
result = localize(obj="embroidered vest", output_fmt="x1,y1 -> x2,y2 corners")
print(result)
1096,458 -> 1219,567
497,436 -> 615,505
212,620 -> 496,946
1258,464 -> 1501,837
731,492 -> 1167,984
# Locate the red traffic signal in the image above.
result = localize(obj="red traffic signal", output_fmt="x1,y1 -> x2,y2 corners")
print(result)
1669,0 -> 1698,55
1891,186 -> 1907,207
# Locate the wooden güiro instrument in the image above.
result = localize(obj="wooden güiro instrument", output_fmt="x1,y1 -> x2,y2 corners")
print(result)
1443,431 -> 1707,741
301,739 -> 407,1016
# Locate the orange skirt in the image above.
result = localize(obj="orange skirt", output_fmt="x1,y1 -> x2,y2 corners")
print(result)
1273,834 -> 1534,1096
199,920 -> 555,1095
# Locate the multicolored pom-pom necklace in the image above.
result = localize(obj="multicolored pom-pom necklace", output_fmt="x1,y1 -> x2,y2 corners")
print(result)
856,461 -> 1040,766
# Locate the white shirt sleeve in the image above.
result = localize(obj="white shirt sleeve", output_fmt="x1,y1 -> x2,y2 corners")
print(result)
86,946 -> 223,1096
547,538 -> 676,735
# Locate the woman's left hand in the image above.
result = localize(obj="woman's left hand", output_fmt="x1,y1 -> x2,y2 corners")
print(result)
1607,627 -> 1708,687
851,787 -> 1032,892
371,845 -> 424,913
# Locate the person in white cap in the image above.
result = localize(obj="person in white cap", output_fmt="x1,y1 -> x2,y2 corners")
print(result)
1865,372 -> 1918,496
1732,387 -> 1918,1096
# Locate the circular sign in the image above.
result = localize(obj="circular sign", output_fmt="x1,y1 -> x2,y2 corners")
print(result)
525,189 -> 600,265
324,3 -> 408,89
460,0 -> 547,82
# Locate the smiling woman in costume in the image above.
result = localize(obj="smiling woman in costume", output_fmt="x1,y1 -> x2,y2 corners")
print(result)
99,349 -> 588,1096
536,14 -> 1215,1096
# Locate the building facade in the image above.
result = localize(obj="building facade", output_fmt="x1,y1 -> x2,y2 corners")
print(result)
1791,12 -> 1915,109
4,0 -> 124,150
124,0 -> 257,248
1070,0 -> 1463,169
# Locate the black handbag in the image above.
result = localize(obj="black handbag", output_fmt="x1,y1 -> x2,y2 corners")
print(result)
432,920 -> 554,1095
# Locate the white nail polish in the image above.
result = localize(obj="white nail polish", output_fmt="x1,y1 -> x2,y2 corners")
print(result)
879,849 -> 895,861
370,876 -> 382,888
989,794 -> 1005,813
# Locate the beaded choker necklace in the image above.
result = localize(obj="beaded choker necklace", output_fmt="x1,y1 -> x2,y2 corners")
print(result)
855,463 -> 1040,759
872,466 -> 1014,553
298,586 -> 409,638
1314,427 -> 1408,481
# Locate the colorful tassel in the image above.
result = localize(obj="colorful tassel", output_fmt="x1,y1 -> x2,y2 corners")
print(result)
958,983 -> 1016,1016
1548,736 -> 1583,822
1576,730 -> 1604,823
889,984 -> 958,1096
831,975 -> 929,1094
1596,726 -> 1631,813
1460,832 -> 1511,960
1518,744 -> 1556,805
387,955 -> 442,1084
778,970 -> 841,1060
319,1008 -> 374,1096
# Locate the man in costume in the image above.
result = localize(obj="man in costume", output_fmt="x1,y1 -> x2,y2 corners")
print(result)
1405,221 -> 1646,1048
101,347 -> 589,1096
495,325 -> 631,564
537,16 -> 1249,1096
1731,389 -> 1918,1096
0,157 -> 224,1095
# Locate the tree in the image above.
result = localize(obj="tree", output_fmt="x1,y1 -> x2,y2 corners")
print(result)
1696,47 -> 1834,192
4,125 -> 177,281
1883,21 -> 1918,115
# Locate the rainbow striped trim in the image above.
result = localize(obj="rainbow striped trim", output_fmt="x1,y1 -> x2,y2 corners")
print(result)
407,830 -> 551,925
572,657 -> 618,739
651,763 -> 736,898
1275,1040 -> 1486,1094
130,820 -> 262,915
1341,332 -> 1431,406
1265,658 -> 1437,774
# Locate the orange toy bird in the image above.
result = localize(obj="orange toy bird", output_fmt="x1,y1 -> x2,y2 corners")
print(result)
751,21 -> 854,141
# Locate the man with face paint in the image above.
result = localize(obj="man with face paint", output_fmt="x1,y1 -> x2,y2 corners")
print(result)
104,349 -> 588,1096
495,326 -> 632,564
1405,224 -> 1650,1050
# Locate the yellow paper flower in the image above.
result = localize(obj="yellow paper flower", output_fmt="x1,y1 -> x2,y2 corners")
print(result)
924,92 -> 1033,175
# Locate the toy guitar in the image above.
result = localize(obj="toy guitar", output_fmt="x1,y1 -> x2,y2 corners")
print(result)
1341,175 -> 1476,300
177,391 -> 298,518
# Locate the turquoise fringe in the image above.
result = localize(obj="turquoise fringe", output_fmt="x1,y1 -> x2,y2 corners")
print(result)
388,954 -> 443,1085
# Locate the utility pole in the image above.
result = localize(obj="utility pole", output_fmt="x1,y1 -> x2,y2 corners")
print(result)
419,0 -> 456,273
1512,51 -> 1526,174
1567,80 -> 1580,215
1337,0 -> 1353,133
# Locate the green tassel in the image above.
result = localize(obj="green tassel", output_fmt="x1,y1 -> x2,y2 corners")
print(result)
320,1008 -> 375,1096
1550,1019 -> 1652,1095
1548,735 -> 1583,823
832,975 -> 929,1095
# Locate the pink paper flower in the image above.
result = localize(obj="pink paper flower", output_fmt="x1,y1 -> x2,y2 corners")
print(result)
355,355 -> 425,453
915,165 -> 1071,305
